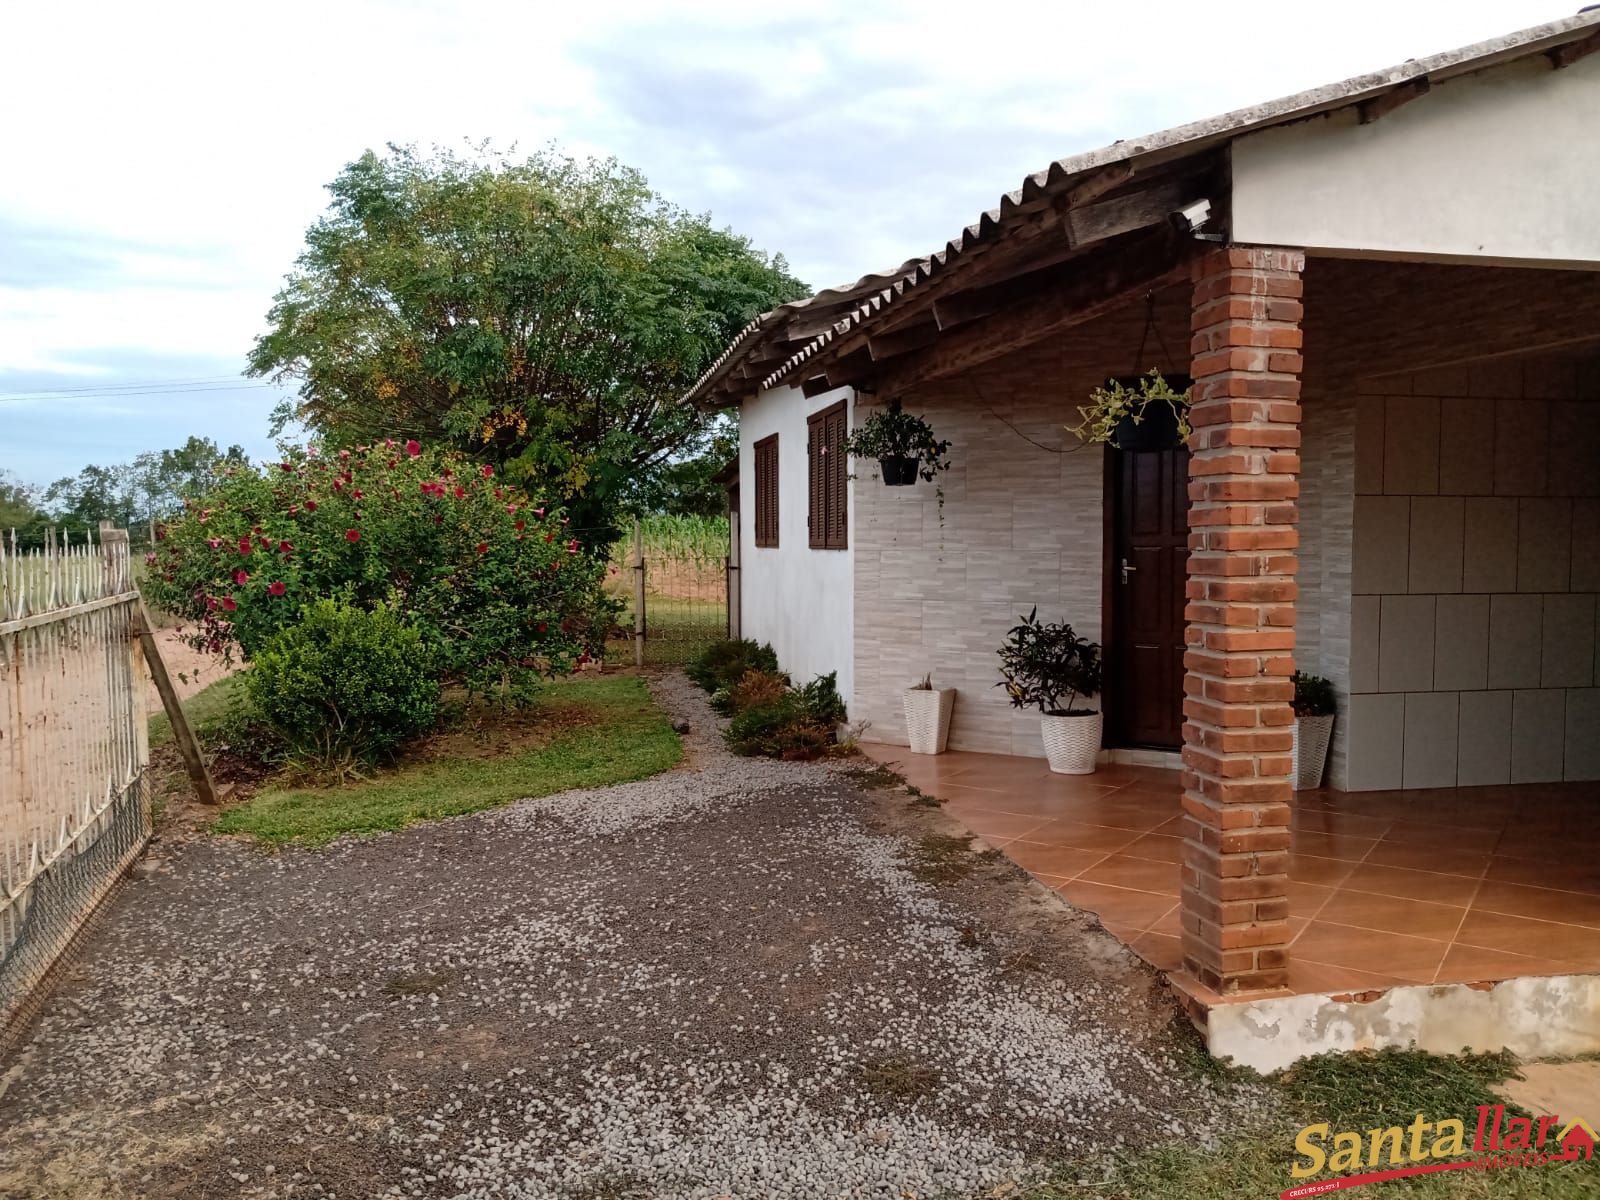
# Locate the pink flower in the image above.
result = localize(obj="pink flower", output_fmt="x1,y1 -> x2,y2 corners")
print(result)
506,503 -> 518,515
481,464 -> 494,479
405,439 -> 421,458
288,505 -> 300,516
345,528 -> 360,542
268,581 -> 286,597
205,596 -> 219,611
566,539 -> 579,554
338,449 -> 350,460
532,506 -> 545,518
221,596 -> 237,612
238,537 -> 252,556
207,537 -> 221,549
234,569 -> 249,585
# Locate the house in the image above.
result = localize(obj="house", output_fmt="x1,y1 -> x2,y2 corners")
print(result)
686,13 -> 1600,1067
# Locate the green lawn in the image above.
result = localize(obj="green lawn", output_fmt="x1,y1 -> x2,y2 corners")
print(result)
212,675 -> 681,847
148,672 -> 248,747
1025,1047 -> 1600,1199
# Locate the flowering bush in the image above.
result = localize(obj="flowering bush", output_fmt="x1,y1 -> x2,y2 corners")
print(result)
144,440 -> 617,699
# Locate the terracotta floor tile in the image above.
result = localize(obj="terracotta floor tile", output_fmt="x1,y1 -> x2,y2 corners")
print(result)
1288,854 -> 1359,889
1472,880 -> 1600,929
1061,799 -> 1175,833
1130,931 -> 1184,972
1364,840 -> 1493,877
1145,903 -> 1183,936
1289,830 -> 1379,863
1316,889 -> 1467,941
1077,854 -> 1182,897
1292,921 -> 1451,983
1455,909 -> 1600,964
959,810 -> 1052,842
1284,958 -> 1410,994
1339,862 -> 1484,907
1056,879 -> 1180,931
1000,841 -> 1109,881
1022,818 -> 1144,855
1291,810 -> 1394,840
1288,880 -> 1336,921
1483,855 -> 1600,895
1434,943 -> 1576,986
1120,832 -> 1186,864
1380,818 -> 1505,849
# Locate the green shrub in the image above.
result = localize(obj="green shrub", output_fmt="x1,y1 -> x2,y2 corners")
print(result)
722,670 -> 846,760
245,597 -> 441,776
687,639 -> 779,694
143,440 -> 611,700
711,668 -> 790,716
1292,671 -> 1337,717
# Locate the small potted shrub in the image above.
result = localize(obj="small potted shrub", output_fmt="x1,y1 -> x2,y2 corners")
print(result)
1291,671 -> 1336,790
843,400 -> 951,486
902,672 -> 956,755
996,609 -> 1103,775
1068,370 -> 1192,451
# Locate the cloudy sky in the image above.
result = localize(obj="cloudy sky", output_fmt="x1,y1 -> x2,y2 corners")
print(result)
0,0 -> 1572,487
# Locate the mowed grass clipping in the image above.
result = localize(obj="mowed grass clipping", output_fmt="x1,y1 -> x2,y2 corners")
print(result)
214,675 -> 681,847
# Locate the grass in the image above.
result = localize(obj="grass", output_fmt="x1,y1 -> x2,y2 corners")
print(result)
148,672 -> 248,747
902,832 -> 1001,885
212,675 -> 682,847
1022,1047 -> 1600,1199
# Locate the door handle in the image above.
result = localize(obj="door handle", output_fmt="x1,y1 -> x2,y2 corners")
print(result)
1120,557 -> 1138,585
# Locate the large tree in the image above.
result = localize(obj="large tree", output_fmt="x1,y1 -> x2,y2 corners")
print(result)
41,437 -> 249,535
249,145 -> 807,540
0,471 -> 49,544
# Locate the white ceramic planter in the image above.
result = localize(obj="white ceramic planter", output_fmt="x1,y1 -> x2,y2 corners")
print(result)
1041,711 -> 1102,775
1292,713 -> 1335,790
903,687 -> 956,754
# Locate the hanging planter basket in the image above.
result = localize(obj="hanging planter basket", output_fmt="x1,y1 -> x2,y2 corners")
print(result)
879,456 -> 919,486
1109,374 -> 1191,451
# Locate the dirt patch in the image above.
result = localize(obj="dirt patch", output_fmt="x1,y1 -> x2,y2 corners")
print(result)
141,629 -> 235,710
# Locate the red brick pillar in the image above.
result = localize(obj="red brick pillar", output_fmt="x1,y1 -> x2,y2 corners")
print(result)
1178,247 -> 1304,994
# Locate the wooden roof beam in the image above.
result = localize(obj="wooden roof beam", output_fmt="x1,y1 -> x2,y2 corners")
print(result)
1358,76 -> 1431,124
867,322 -> 939,361
878,231 -> 1194,397
1057,180 -> 1197,249
1549,28 -> 1600,68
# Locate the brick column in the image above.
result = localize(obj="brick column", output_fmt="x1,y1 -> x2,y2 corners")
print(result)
1178,247 -> 1304,994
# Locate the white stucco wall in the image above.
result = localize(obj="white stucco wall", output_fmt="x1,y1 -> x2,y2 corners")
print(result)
1232,53 -> 1600,268
738,384 -> 855,708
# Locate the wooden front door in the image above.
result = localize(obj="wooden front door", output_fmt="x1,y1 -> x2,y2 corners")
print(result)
1108,447 -> 1190,750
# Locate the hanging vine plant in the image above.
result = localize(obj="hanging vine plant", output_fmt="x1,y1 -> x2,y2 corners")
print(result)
1068,369 -> 1193,451
843,401 -> 952,486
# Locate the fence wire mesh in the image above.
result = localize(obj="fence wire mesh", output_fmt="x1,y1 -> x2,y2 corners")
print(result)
605,518 -> 730,666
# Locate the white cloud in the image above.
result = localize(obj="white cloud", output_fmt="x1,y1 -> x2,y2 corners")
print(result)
0,0 -> 1574,481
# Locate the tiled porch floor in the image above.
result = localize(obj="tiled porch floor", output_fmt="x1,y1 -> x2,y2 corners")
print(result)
858,742 -> 1600,995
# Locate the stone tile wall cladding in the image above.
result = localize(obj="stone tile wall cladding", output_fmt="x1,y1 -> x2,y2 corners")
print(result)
850,287 -> 1190,758
1343,357 -> 1600,789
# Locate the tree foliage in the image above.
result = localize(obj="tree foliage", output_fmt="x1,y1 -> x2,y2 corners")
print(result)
0,471 -> 50,543
37,437 -> 249,535
248,144 -> 807,541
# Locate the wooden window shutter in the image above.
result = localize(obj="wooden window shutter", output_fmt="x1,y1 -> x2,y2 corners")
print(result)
807,401 -> 848,550
827,405 -> 848,549
754,434 -> 779,547
807,409 -> 825,549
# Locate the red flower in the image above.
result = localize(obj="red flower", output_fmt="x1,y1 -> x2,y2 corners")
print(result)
538,622 -> 548,633
280,462 -> 294,473
345,528 -> 361,542
279,540 -> 293,554
268,581 -> 286,597
234,569 -> 249,585
388,457 -> 398,469
206,537 -> 221,549
475,541 -> 488,555
221,596 -> 237,612
351,488 -> 364,500
481,464 -> 494,479
533,506 -> 545,518
514,520 -> 525,532
567,539 -> 580,554
288,505 -> 300,516
304,500 -> 318,513
338,449 -> 350,460
238,537 -> 252,556
205,596 -> 219,611
544,532 -> 554,543
506,503 -> 518,515
405,439 -> 421,458
453,485 -> 466,499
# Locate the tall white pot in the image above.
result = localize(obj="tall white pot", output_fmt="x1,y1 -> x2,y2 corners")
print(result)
903,687 -> 957,755
1041,711 -> 1102,775
1291,714 -> 1335,790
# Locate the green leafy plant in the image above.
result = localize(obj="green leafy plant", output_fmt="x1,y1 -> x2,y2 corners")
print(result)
710,667 -> 790,716
996,608 -> 1102,716
1068,369 -> 1192,448
842,402 -> 952,482
1292,671 -> 1337,717
722,670 -> 847,759
245,597 -> 441,777
686,639 -> 780,694
142,439 -> 612,701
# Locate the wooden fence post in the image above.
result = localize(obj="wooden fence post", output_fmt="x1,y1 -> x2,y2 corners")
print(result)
632,518 -> 646,668
129,594 -> 223,807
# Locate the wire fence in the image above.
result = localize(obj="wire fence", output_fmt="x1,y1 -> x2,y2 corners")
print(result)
0,527 -> 150,1045
605,519 -> 730,666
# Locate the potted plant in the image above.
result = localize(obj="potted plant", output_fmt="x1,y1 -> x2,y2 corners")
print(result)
903,672 -> 956,755
843,400 -> 952,487
1068,370 -> 1192,451
995,608 -> 1103,775
1291,671 -> 1337,790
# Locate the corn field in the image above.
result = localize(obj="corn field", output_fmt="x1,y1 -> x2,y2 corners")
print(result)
606,515 -> 731,665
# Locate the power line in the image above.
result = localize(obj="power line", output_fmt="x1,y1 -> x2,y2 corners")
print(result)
0,374 -> 247,397
0,382 -> 280,405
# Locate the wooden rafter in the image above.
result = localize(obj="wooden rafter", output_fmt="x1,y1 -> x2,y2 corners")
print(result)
1549,28 -> 1600,69
1358,76 -> 1431,124
876,231 -> 1194,397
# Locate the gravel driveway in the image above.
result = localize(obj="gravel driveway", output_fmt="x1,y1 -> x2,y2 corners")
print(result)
0,673 -> 1268,1199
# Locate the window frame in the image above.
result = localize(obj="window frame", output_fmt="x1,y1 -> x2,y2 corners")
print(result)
753,433 -> 779,548
807,400 -> 849,551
